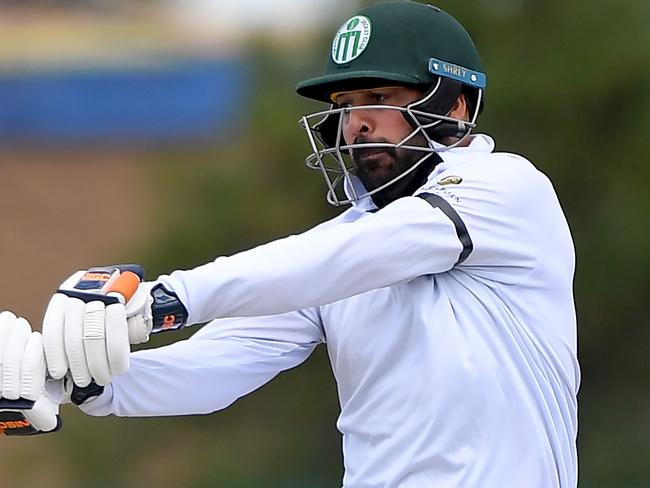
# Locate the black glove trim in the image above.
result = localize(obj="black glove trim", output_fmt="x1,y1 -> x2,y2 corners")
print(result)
58,289 -> 121,306
71,381 -> 105,406
0,398 -> 35,409
0,411 -> 63,436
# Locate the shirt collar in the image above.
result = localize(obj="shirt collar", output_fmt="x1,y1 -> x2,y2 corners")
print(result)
346,133 -> 495,211
346,175 -> 378,212
434,133 -> 495,163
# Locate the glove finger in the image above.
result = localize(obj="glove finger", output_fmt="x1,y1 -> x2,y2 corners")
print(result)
42,293 -> 69,379
83,301 -> 112,386
20,332 -> 46,401
64,298 -> 92,387
23,394 -> 59,432
1,317 -> 30,400
105,303 -> 130,377
43,378 -> 66,406
127,315 -> 150,345
0,310 -> 19,393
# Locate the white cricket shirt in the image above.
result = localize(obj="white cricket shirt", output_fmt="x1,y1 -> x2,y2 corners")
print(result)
82,135 -> 580,488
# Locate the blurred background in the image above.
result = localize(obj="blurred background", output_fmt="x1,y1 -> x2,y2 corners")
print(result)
0,0 -> 648,486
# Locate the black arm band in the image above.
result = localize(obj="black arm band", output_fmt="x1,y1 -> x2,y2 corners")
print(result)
418,193 -> 473,265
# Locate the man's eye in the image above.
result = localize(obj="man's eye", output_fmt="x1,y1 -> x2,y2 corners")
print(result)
372,93 -> 387,103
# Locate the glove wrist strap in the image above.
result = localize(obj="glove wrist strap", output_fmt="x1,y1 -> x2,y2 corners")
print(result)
150,284 -> 188,334
71,380 -> 105,406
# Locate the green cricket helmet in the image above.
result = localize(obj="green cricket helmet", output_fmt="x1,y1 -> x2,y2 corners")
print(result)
297,1 -> 487,207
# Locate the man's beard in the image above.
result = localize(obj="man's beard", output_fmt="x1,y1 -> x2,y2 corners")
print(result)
350,135 -> 438,208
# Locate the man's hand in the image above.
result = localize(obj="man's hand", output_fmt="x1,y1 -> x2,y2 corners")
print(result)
0,311 -> 61,435
42,265 -> 152,388
42,264 -> 188,390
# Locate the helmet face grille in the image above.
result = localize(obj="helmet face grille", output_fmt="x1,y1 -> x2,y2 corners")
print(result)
298,86 -> 483,207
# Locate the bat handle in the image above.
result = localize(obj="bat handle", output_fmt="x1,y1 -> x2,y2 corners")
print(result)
106,270 -> 142,303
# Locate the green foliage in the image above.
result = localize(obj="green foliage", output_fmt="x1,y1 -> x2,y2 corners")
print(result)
140,47 -> 338,274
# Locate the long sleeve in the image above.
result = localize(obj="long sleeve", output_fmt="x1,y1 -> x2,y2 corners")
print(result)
160,144 -> 573,327
160,196 -> 464,325
80,308 -> 323,417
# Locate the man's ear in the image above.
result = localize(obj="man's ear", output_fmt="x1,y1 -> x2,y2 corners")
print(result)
449,94 -> 470,121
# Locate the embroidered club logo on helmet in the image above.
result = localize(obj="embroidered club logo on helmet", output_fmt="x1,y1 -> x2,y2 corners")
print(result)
331,16 -> 372,64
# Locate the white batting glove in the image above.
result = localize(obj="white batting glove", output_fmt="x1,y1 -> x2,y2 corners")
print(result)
0,311 -> 61,436
42,266 -> 151,388
42,265 -> 188,390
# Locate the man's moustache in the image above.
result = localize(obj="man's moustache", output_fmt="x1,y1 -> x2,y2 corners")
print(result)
350,139 -> 397,162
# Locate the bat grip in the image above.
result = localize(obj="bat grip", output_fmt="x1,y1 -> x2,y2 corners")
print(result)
106,270 -> 141,303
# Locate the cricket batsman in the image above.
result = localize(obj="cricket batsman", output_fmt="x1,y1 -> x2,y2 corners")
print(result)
0,2 -> 579,487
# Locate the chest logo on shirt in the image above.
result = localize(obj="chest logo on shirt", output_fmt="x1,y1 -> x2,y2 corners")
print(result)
437,175 -> 463,186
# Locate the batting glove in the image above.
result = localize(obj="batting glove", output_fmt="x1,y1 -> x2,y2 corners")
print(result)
0,311 -> 62,436
42,265 -> 187,389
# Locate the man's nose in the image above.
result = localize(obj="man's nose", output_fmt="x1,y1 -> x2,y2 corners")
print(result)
343,108 -> 374,142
